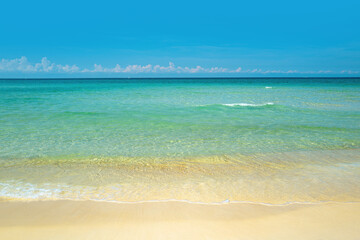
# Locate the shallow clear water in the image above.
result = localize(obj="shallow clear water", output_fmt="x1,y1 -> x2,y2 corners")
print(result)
0,78 -> 359,203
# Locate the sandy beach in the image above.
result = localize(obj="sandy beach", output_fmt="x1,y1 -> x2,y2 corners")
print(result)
0,200 -> 359,240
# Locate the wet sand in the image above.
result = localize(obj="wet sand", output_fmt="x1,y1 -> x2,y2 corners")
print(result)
0,200 -> 359,240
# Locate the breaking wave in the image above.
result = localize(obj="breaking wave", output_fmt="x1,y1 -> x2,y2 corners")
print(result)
197,102 -> 275,108
222,102 -> 274,107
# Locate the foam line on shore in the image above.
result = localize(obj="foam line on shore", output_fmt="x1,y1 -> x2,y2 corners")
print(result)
2,196 -> 360,207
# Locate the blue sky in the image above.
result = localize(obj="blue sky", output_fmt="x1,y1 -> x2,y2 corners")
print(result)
0,0 -> 359,77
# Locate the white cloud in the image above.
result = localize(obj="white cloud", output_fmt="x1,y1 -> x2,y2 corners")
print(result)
0,57 -> 359,75
34,57 -> 54,72
57,64 -> 80,72
341,70 -> 360,74
241,69 -> 337,74
0,56 -> 35,72
0,56 -> 80,73
0,57 -> 242,74
81,62 -> 240,74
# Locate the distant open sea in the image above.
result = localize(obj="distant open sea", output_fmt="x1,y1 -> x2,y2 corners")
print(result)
0,78 -> 359,204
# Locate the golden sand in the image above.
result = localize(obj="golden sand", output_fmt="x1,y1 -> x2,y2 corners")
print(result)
0,200 -> 359,240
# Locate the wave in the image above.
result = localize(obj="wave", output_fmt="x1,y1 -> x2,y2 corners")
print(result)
197,102 -> 275,108
1,181 -> 359,206
222,102 -> 274,107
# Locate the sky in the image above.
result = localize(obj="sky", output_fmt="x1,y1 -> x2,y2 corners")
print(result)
0,0 -> 359,77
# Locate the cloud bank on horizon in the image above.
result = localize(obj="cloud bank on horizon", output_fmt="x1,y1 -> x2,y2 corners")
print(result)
0,56 -> 359,75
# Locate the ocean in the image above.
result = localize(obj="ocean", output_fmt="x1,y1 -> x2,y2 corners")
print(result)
0,78 -> 359,204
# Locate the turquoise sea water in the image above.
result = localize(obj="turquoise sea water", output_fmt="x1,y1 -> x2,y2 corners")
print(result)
0,78 -> 359,203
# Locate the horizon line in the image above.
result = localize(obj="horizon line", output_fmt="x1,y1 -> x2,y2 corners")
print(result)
1,77 -> 360,80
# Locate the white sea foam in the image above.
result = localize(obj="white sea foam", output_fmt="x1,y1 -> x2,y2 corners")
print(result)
265,86 -> 272,89
1,181 -> 359,206
0,181 -> 64,200
222,102 -> 274,107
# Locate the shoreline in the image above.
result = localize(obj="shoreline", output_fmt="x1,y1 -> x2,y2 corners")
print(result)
1,200 -> 359,239
1,149 -> 359,204
2,197 -> 360,206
